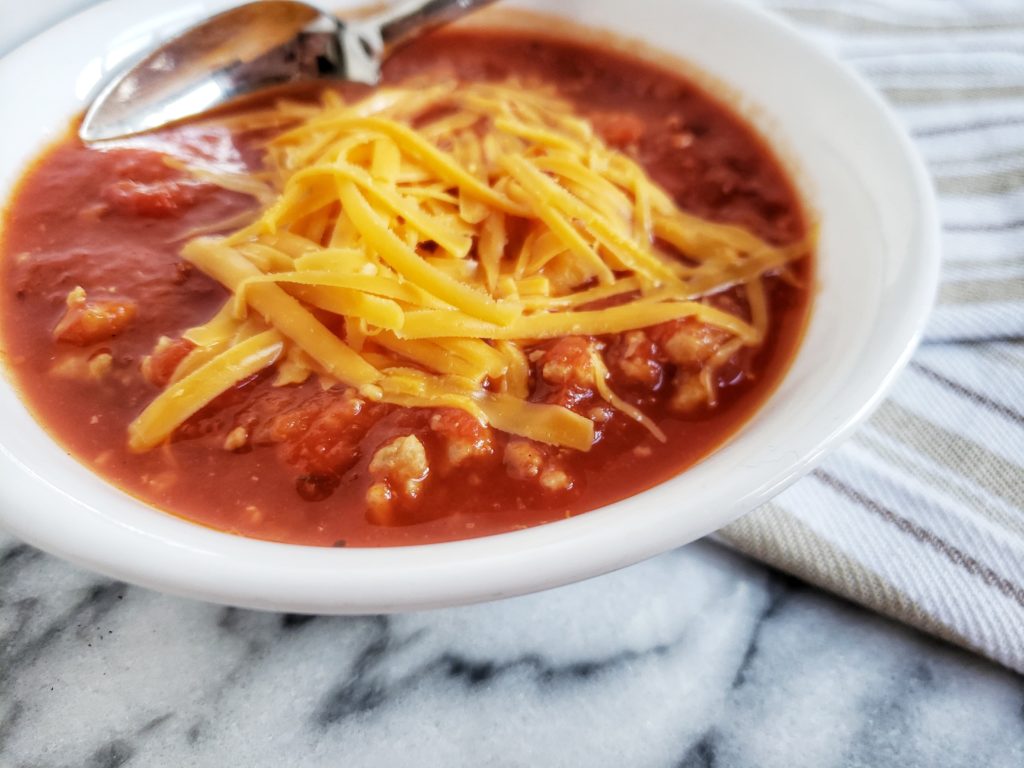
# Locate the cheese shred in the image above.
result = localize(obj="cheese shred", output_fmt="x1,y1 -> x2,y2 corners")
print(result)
128,81 -> 809,452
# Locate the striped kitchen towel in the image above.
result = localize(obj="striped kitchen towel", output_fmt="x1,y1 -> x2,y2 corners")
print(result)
721,0 -> 1024,672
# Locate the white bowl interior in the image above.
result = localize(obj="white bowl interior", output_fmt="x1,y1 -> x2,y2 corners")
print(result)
0,0 -> 939,612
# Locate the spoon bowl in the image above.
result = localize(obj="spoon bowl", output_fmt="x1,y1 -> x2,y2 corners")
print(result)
80,0 -> 496,142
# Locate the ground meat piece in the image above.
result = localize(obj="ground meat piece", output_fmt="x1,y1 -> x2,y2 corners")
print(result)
504,440 -> 545,480
366,434 -> 430,521
223,426 -> 249,452
369,434 -> 429,495
50,350 -> 113,381
53,286 -> 135,346
652,319 -> 729,368
539,468 -> 572,492
503,440 -> 573,492
365,482 -> 394,518
535,336 -> 597,412
540,336 -> 594,386
670,371 -> 709,415
608,330 -> 663,387
429,408 -> 493,466
141,336 -> 194,387
88,352 -> 113,378
590,111 -> 646,148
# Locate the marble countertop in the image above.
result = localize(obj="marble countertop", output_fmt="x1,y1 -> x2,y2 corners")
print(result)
3,530 -> 1023,767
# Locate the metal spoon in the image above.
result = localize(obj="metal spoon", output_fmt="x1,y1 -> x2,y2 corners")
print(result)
79,0 -> 498,142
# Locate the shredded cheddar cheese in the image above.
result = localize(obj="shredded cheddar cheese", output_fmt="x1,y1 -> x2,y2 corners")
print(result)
128,81 -> 810,452
130,330 -> 285,451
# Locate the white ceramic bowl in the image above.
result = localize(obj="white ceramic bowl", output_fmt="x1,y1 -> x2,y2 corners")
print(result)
0,0 -> 940,612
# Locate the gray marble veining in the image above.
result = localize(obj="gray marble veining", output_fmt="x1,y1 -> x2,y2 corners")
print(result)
2,531 -> 1022,767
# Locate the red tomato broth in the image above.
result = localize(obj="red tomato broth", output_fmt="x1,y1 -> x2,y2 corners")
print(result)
0,30 -> 812,546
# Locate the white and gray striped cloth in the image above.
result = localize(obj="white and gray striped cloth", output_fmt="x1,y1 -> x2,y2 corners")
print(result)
721,0 -> 1024,673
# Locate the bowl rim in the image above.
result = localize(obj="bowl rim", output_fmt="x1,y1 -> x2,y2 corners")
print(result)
0,0 -> 941,613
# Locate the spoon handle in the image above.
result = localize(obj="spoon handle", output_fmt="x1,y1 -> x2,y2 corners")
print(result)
373,0 -> 500,50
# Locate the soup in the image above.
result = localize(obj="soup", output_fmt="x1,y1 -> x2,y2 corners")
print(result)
0,29 -> 811,546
